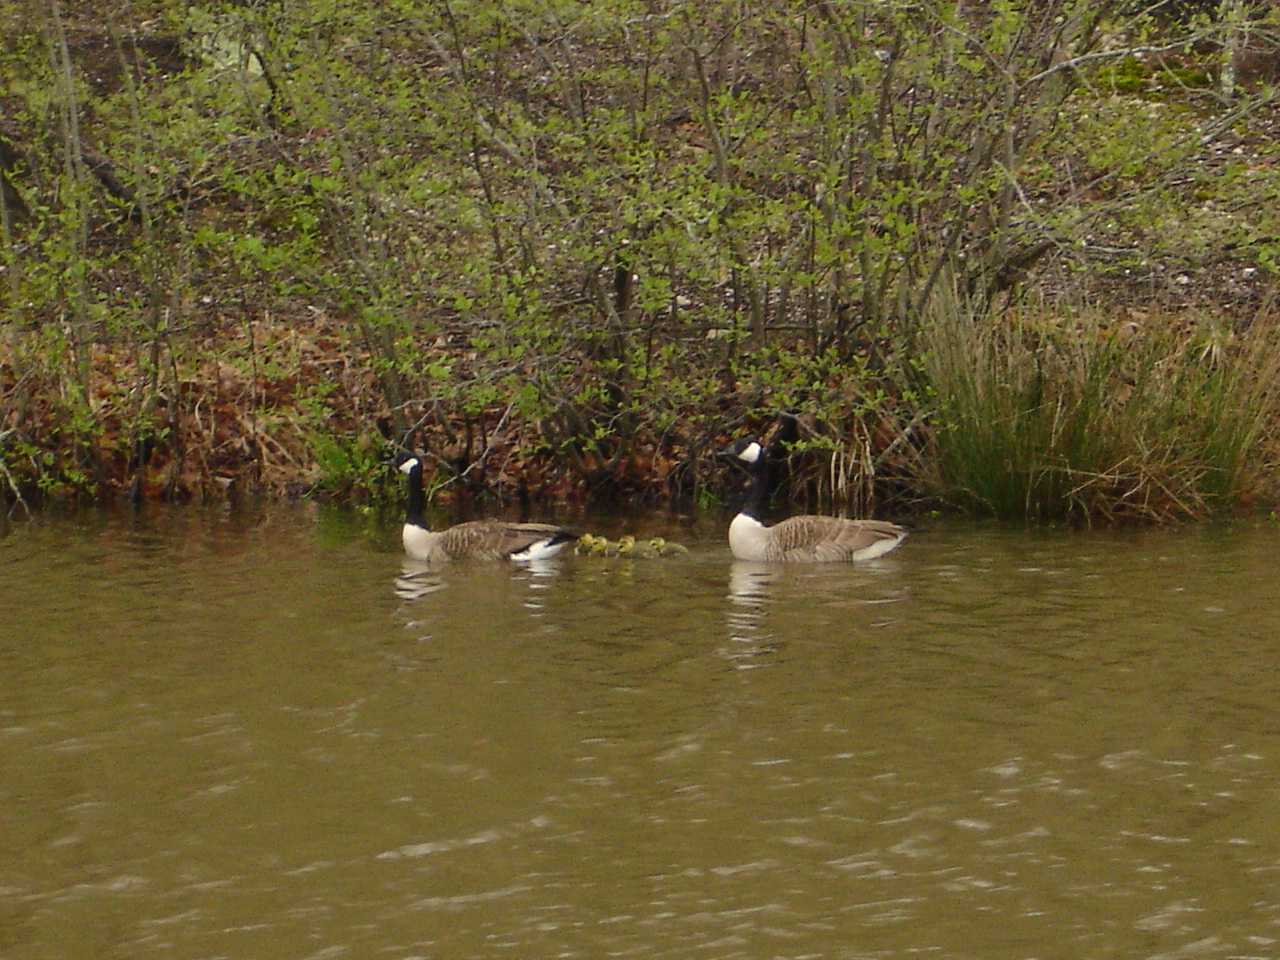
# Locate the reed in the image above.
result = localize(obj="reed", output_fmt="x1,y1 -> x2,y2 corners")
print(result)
918,290 -> 1280,522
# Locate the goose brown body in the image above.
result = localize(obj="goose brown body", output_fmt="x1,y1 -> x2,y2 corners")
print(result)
723,439 -> 908,563
403,519 -> 581,563
728,512 -> 906,562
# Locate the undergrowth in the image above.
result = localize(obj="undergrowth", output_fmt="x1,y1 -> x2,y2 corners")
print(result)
2,1 -> 1280,521
917,288 -> 1280,522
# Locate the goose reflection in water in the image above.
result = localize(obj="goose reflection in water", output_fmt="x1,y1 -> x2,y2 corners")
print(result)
724,560 -> 780,665
394,557 -> 445,601
728,560 -> 777,609
394,554 -> 563,604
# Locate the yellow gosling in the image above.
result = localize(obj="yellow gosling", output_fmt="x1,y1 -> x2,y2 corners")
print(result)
649,537 -> 690,557
617,535 -> 659,559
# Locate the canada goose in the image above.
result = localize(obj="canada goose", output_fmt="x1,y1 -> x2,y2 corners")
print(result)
720,438 -> 908,562
389,453 -> 580,563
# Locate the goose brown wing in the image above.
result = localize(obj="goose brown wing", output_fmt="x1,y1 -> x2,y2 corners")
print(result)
770,516 -> 906,562
437,521 -> 576,560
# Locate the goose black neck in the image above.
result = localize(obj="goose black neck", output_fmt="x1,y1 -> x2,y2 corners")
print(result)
740,456 -> 776,522
404,461 -> 428,529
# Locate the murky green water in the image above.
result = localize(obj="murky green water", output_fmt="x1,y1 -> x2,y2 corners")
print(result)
4,507 -> 1280,959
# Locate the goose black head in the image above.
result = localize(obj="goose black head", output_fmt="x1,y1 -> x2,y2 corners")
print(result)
386,451 -> 422,476
717,438 -> 764,466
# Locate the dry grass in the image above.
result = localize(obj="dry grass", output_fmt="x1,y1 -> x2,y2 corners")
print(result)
917,289 -> 1280,522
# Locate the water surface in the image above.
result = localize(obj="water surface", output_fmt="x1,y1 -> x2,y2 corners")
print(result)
3,507 -> 1280,959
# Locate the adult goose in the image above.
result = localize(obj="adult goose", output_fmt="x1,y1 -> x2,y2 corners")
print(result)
721,438 -> 908,562
389,453 -> 580,563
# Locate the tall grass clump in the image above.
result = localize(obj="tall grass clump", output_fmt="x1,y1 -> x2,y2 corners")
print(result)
918,289 -> 1280,522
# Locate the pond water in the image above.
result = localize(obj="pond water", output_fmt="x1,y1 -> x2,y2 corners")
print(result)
3,505 -> 1280,959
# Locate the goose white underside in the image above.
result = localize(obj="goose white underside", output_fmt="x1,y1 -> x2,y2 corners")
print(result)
845,532 -> 905,561
507,538 -> 571,561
